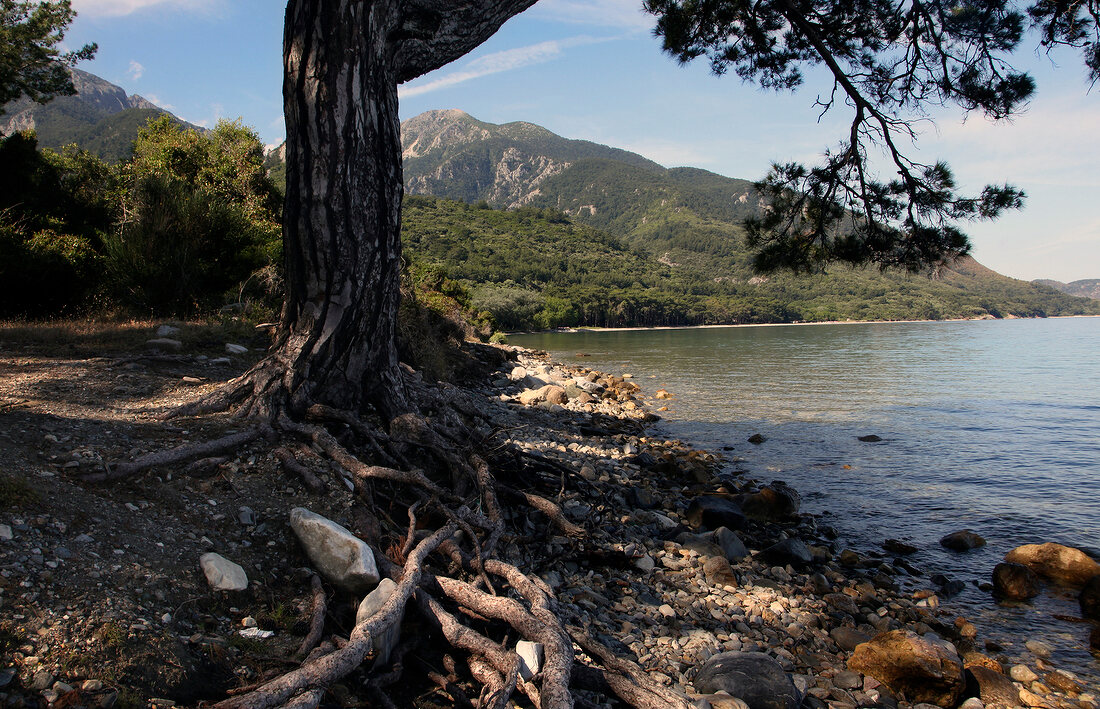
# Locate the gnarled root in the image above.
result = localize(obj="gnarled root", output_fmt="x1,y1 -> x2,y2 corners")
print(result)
82,428 -> 268,483
216,524 -> 456,709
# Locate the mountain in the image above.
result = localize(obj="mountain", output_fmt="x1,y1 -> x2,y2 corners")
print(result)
1033,279 -> 1100,300
1,68 -> 191,161
268,109 -> 1100,326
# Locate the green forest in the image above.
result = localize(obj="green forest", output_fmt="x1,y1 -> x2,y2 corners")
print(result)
2,112 -> 1097,333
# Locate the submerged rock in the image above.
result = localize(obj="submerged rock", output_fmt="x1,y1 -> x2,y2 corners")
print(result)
1005,542 -> 1100,586
991,562 -> 1041,600
693,651 -> 801,709
940,530 -> 986,551
733,483 -> 800,521
290,507 -> 379,594
1080,574 -> 1100,620
848,630 -> 964,707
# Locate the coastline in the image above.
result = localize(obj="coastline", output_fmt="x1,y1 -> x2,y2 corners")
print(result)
507,313 -> 1100,336
0,333 -> 1095,707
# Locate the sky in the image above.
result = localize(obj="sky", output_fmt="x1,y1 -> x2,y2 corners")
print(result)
63,0 -> 1100,283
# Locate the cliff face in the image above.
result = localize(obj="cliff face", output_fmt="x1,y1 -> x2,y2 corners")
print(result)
1,68 -> 153,134
1034,279 -> 1100,300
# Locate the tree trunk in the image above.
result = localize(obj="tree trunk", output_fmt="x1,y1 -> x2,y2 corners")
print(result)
229,0 -> 538,422
272,0 -> 407,419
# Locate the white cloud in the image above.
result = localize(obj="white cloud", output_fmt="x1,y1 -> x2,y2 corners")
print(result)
72,0 -> 218,18
400,36 -> 611,99
531,0 -> 653,31
127,60 -> 144,81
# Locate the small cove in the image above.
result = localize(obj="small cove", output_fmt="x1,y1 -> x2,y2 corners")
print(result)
512,317 -> 1100,686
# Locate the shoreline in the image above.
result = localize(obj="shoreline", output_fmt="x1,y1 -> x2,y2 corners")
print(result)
507,313 -> 1100,336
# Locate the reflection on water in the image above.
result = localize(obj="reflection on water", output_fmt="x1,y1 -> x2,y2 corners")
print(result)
512,318 -> 1100,682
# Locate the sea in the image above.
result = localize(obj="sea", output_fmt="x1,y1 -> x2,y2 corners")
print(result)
510,316 -> 1100,686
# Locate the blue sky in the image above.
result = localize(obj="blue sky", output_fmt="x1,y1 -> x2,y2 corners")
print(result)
65,0 -> 1099,283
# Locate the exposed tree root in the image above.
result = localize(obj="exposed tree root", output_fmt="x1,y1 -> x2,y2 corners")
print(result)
216,524 -> 456,709
81,428 -> 268,483
295,575 -> 327,660
274,446 -> 325,493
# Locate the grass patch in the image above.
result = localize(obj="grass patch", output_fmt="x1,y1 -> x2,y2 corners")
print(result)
0,474 -> 40,510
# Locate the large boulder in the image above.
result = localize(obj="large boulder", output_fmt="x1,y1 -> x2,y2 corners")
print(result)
964,666 -> 1020,706
733,483 -> 800,521
759,538 -> 813,568
356,578 -> 401,665
199,553 -> 248,591
714,526 -> 750,561
693,652 -> 801,709
847,630 -> 965,707
939,530 -> 986,551
686,496 -> 747,531
1080,574 -> 1100,620
1004,542 -> 1100,586
991,562 -> 1041,600
290,507 -> 380,594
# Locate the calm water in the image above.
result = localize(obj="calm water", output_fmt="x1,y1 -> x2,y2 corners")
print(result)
512,317 -> 1100,683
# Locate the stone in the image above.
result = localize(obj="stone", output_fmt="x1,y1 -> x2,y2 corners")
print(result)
356,578 -> 400,665
965,666 -> 1020,706
830,627 -> 871,652
847,630 -> 964,707
1043,670 -> 1083,695
747,434 -> 767,445
824,593 -> 860,616
658,604 -> 676,618
759,538 -> 813,568
0,668 -> 14,688
31,671 -> 55,691
81,680 -> 104,692
957,700 -> 984,709
518,385 -> 565,406
289,507 -> 379,594
833,670 -> 862,689
146,338 -> 182,351
940,530 -> 986,551
633,555 -> 655,572
733,483 -> 800,521
225,343 -> 248,354
676,532 -> 727,559
0,524 -> 12,541
693,652 -> 801,709
703,556 -> 739,588
1092,626 -> 1100,651
697,695 -> 750,709
883,539 -> 918,555
1004,542 -> 1100,586
858,434 -> 883,442
686,496 -> 747,531
992,562 -> 1041,600
516,640 -> 543,681
238,506 -> 257,526
714,527 -> 749,561
509,366 -> 528,381
1024,639 -> 1053,658
199,552 -> 248,591
156,324 -> 180,337
1008,664 -> 1038,683
1079,574 -> 1100,620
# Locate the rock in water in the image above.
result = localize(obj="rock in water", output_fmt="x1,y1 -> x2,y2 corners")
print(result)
940,530 -> 986,551
356,578 -> 400,665
1080,574 -> 1100,620
964,666 -> 1020,706
733,483 -> 800,521
693,652 -> 801,709
883,538 -> 919,555
991,562 -> 1041,600
290,507 -> 379,594
686,496 -> 747,531
1004,542 -> 1100,586
847,630 -> 965,707
199,553 -> 248,591
747,434 -> 767,445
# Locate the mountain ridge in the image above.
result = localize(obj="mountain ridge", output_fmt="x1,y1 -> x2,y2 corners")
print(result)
1033,279 -> 1100,300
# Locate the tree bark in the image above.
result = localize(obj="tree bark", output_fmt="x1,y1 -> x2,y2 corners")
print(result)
237,0 -> 538,421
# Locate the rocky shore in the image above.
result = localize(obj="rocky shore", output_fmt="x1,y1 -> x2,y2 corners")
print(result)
0,335 -> 1097,708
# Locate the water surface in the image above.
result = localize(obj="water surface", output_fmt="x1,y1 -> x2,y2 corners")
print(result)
513,318 -> 1100,682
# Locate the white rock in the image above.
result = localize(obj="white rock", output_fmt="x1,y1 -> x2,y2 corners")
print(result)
225,343 -> 248,355
156,325 -> 181,337
509,366 -> 528,381
356,578 -> 401,665
0,525 -> 12,541
199,553 -> 248,591
1009,664 -> 1039,683
290,507 -> 379,594
146,338 -> 182,351
240,627 -> 274,639
517,640 -> 544,680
